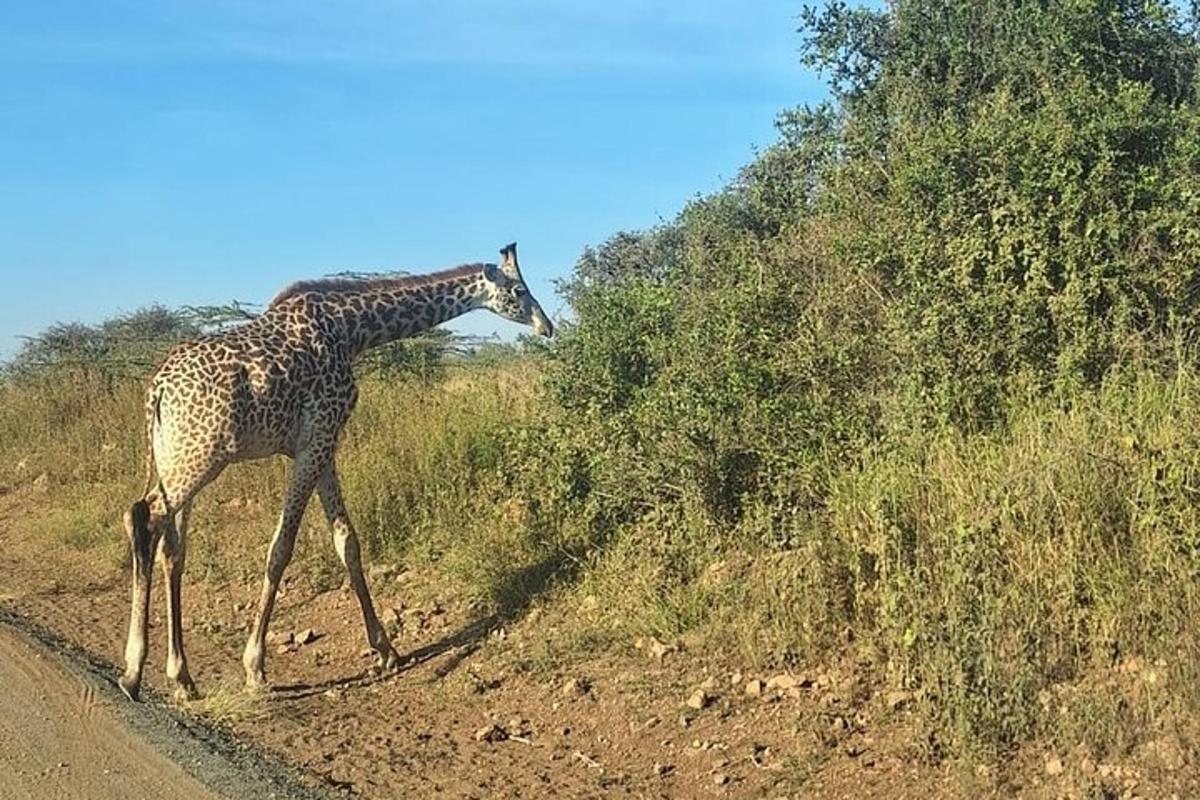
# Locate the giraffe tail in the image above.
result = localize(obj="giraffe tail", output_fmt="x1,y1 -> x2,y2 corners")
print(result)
140,384 -> 164,502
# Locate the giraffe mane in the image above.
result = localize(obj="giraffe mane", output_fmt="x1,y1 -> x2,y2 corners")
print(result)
268,263 -> 487,307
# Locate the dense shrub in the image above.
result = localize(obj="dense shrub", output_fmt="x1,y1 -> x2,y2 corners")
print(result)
495,0 -> 1200,755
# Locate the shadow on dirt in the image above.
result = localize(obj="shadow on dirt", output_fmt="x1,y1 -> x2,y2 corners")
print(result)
271,550 -> 579,700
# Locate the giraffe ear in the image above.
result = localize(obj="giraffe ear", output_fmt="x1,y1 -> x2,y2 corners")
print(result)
482,262 -> 501,282
499,242 -> 521,279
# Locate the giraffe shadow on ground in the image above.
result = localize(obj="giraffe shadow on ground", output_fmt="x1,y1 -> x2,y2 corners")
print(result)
270,550 -> 579,701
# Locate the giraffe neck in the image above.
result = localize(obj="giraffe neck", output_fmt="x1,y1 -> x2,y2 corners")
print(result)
335,266 -> 489,357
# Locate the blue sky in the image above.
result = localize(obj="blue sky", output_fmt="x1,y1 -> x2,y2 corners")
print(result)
0,1 -> 828,360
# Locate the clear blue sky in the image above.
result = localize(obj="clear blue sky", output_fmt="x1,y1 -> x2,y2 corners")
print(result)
0,1 -> 828,361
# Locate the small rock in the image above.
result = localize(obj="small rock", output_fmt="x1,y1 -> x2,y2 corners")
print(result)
296,628 -> 318,645
699,676 -> 718,692
266,630 -> 294,646
1045,755 -> 1064,777
686,689 -> 712,711
562,677 -> 590,697
31,473 -> 49,490
885,690 -> 911,711
730,672 -> 743,686
368,563 -> 395,582
653,762 -> 673,777
1119,656 -> 1145,674
275,643 -> 292,655
745,679 -> 764,698
475,724 -> 508,743
713,773 -> 729,786
647,638 -> 676,662
766,674 -> 798,692
1146,736 -> 1186,771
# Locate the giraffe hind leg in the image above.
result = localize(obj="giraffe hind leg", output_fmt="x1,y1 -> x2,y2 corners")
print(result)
119,499 -> 159,701
160,502 -> 198,702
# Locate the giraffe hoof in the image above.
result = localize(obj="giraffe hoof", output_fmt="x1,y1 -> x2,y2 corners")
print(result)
172,682 -> 201,703
380,647 -> 402,672
118,673 -> 142,702
244,673 -> 269,695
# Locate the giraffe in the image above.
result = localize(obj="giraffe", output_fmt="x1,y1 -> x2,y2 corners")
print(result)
118,243 -> 553,702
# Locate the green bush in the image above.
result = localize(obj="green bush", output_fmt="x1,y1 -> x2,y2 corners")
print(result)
495,0 -> 1200,757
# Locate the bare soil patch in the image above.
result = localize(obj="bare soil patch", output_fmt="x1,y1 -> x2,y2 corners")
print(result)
0,484 -> 1192,799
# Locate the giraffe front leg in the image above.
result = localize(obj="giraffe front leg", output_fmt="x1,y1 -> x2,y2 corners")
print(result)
317,465 -> 400,671
242,449 -> 322,691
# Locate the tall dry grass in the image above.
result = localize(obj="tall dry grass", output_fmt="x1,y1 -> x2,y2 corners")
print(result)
4,357 -> 1200,760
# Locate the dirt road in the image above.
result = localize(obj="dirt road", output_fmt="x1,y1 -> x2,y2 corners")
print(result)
0,619 -> 322,800
0,623 -> 223,799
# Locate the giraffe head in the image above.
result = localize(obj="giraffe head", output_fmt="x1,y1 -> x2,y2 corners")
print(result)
481,242 -> 554,337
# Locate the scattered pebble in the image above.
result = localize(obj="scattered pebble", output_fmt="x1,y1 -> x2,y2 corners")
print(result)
475,723 -> 508,743
1045,755 -> 1064,777
267,629 -> 294,646
686,689 -> 712,711
745,679 -> 764,698
562,677 -> 590,697
635,637 -> 677,662
766,674 -> 798,692
368,563 -> 395,582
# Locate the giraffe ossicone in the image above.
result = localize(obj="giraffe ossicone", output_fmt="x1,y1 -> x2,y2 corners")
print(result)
118,243 -> 553,702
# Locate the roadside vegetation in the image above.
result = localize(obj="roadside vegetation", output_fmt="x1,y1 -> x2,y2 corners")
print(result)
5,0 -> 1200,770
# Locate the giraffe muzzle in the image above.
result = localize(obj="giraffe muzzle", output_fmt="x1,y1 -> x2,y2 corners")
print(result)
532,307 -> 554,338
